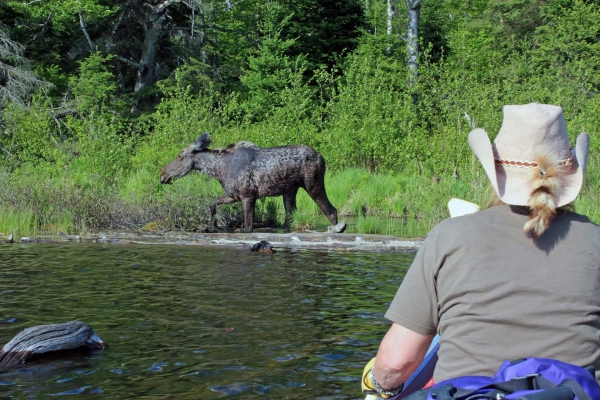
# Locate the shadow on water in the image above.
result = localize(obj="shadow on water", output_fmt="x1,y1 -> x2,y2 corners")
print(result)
0,243 -> 414,399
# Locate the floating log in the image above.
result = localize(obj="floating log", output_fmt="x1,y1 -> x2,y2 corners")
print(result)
0,321 -> 108,369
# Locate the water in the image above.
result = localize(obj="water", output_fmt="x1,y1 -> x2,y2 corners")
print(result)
0,243 -> 414,399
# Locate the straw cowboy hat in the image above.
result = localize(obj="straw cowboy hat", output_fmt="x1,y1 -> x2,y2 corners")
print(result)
468,103 -> 589,207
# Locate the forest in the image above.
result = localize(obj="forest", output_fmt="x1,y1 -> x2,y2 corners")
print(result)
0,0 -> 598,237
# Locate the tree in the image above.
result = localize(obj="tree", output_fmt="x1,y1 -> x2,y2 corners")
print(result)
0,27 -> 47,108
406,0 -> 420,82
281,0 -> 366,70
239,1 -> 312,124
5,0 -> 210,110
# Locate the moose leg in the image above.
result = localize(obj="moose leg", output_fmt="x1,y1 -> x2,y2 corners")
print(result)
241,197 -> 257,232
210,194 -> 238,226
304,181 -> 338,227
282,188 -> 299,229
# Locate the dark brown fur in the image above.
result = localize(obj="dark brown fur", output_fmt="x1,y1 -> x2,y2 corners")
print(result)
160,133 -> 339,232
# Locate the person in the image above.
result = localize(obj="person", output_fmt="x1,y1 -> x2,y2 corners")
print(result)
362,103 -> 600,399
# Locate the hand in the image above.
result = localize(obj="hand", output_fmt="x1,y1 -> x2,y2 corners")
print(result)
362,357 -> 403,399
361,357 -> 378,396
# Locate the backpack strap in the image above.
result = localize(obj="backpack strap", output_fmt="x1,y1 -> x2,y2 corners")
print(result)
403,375 -> 592,400
517,385 -> 574,400
424,374 -> 558,399
518,379 -> 592,400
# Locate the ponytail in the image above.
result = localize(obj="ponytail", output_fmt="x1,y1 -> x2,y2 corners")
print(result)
523,154 -> 567,239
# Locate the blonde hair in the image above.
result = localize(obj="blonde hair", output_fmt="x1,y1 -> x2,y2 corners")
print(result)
486,154 -> 574,239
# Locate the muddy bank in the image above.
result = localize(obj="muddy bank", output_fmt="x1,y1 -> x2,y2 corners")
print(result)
1,230 -> 423,252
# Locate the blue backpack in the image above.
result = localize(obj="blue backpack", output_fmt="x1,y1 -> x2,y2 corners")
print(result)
402,358 -> 600,400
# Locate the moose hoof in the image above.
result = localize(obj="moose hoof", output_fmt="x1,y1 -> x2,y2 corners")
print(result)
328,221 -> 347,234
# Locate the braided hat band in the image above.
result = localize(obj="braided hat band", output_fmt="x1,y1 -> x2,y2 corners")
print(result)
494,156 -> 574,169
468,103 -> 589,207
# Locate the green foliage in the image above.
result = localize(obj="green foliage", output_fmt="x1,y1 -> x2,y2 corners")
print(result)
1,0 -> 600,236
7,0 -> 115,32
2,94 -> 57,165
356,215 -> 385,234
318,35 -> 414,171
66,113 -> 134,182
70,52 -> 117,114
239,1 -> 315,124
282,0 -> 366,69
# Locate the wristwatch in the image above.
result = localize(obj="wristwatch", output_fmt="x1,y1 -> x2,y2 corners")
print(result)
369,369 -> 404,398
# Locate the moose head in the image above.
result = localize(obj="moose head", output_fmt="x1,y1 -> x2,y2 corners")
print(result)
160,132 -> 211,184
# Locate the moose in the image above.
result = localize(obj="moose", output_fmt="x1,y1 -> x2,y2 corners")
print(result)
160,132 -> 345,233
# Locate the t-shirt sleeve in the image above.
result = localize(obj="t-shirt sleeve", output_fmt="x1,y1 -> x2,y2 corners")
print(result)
384,227 -> 441,335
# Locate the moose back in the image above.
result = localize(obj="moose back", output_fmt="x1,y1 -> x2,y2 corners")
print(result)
160,133 -> 343,232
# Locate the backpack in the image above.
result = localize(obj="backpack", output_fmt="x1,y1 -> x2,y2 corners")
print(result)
402,358 -> 600,400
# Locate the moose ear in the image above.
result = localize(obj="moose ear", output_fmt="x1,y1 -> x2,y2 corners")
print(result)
190,132 -> 211,152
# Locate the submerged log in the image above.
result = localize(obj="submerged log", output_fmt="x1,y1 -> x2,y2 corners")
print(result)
0,321 -> 108,369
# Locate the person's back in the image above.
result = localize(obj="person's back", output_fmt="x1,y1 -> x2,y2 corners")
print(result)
362,103 -> 599,399
386,204 -> 600,382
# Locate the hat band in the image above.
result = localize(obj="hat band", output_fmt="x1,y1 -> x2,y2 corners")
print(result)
494,156 -> 573,169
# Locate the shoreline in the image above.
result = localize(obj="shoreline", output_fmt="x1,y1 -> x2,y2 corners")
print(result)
0,230 -> 423,252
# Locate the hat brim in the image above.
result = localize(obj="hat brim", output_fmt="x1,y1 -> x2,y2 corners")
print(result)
468,129 -> 589,207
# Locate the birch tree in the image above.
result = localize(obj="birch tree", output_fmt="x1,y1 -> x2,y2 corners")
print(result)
406,0 -> 420,81
387,0 -> 398,53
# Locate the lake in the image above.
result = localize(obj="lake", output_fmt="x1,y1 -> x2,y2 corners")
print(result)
0,243 -> 414,399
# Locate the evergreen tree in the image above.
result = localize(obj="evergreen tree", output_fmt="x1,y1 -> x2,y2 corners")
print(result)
282,0 -> 366,69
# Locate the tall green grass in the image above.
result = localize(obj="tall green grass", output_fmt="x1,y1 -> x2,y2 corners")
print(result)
1,155 -> 598,239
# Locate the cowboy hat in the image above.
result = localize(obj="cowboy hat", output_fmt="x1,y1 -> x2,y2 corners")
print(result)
468,103 -> 589,207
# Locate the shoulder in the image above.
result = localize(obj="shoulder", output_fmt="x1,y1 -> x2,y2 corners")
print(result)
560,210 -> 598,227
421,206 -> 526,256
430,206 -> 505,236
555,210 -> 600,240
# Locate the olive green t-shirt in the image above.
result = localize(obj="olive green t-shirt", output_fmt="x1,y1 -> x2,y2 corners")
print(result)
385,205 -> 600,382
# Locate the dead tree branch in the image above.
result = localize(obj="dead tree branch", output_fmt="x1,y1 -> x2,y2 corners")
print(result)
78,10 -> 96,50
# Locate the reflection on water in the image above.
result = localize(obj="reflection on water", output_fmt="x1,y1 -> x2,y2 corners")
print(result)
0,243 -> 414,399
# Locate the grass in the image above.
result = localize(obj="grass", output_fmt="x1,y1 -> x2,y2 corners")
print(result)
0,154 -> 598,239
0,209 -> 38,237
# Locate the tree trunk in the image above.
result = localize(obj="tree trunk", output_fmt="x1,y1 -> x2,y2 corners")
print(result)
386,0 -> 397,53
211,0 -> 218,78
406,0 -> 421,82
134,24 -> 161,96
198,0 -> 209,65
132,0 -> 185,112
387,0 -> 396,36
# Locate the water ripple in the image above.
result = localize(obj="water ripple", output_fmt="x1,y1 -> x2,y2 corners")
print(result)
209,384 -> 252,395
0,244 -> 412,399
49,386 -> 91,396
